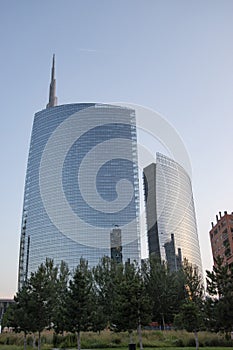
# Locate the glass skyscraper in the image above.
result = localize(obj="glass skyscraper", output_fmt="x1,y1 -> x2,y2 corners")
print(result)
18,58 -> 140,287
143,153 -> 203,274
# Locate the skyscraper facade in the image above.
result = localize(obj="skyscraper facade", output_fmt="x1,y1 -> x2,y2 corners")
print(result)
18,59 -> 140,287
143,153 -> 203,274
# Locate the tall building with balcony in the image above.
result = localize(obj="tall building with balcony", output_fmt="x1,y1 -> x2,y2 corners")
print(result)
18,57 -> 140,288
209,211 -> 233,268
143,153 -> 203,274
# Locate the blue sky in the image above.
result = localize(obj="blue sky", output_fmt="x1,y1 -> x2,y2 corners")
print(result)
1,0 -> 233,298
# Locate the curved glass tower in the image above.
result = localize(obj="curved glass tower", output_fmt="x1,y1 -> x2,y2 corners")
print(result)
144,153 -> 203,274
18,59 -> 140,287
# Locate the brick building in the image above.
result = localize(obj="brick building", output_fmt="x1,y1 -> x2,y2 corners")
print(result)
209,211 -> 233,267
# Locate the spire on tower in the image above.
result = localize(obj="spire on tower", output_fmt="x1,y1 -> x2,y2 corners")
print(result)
46,54 -> 58,108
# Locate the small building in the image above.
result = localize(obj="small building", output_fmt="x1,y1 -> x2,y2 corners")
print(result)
209,211 -> 233,268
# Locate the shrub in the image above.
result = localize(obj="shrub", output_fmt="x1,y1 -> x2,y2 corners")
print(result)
172,338 -> 184,347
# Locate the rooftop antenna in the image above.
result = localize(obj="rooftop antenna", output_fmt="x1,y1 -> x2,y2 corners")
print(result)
46,54 -> 58,108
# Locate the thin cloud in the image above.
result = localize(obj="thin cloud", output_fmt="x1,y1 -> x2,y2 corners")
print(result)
79,48 -> 98,53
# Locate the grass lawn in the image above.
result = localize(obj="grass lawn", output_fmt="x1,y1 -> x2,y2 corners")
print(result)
99,348 -> 233,350
0,344 -> 231,350
82,348 -> 233,350
0,330 -> 232,349
0,347 -> 233,350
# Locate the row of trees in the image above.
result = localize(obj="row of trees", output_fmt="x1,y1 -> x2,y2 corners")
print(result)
3,256 -> 233,350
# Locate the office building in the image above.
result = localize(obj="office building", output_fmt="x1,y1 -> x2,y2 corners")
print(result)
18,57 -> 140,287
164,233 -> 182,272
110,226 -> 123,263
209,211 -> 233,268
143,153 -> 203,274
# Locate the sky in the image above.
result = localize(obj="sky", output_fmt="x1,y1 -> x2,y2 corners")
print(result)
1,0 -> 233,298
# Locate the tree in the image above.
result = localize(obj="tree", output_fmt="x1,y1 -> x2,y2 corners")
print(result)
174,300 -> 203,349
52,260 -> 70,335
3,283 -> 37,350
92,256 -> 118,327
1,303 -> 15,331
204,296 -> 219,332
111,261 -> 151,349
144,258 -> 179,328
2,259 -> 60,350
23,258 -> 59,350
206,257 -> 233,337
182,258 -> 204,306
174,260 -> 205,350
90,296 -> 107,334
65,259 -> 94,350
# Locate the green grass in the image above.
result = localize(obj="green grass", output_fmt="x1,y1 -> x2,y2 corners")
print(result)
0,347 -> 232,350
101,349 -> 233,350
112,348 -> 233,350
0,329 -> 232,349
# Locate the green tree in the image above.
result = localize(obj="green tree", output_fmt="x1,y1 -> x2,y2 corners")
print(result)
144,258 -> 179,328
3,283 -> 37,350
182,258 -> 204,306
52,260 -> 70,335
111,261 -> 151,348
206,256 -> 233,337
92,256 -> 118,327
1,303 -> 15,331
4,259 -> 68,350
174,300 -> 203,349
26,258 -> 59,349
174,260 -> 205,350
204,296 -> 219,332
90,297 -> 107,334
65,259 -> 93,350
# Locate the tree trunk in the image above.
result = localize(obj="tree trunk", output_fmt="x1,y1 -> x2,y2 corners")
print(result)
194,330 -> 199,350
77,331 -> 81,350
138,322 -> 143,350
129,330 -> 133,344
38,331 -> 41,350
33,334 -> 36,349
161,314 -> 166,330
24,332 -> 27,350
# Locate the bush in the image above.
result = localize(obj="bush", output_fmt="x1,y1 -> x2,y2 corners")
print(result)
172,338 -> 184,347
